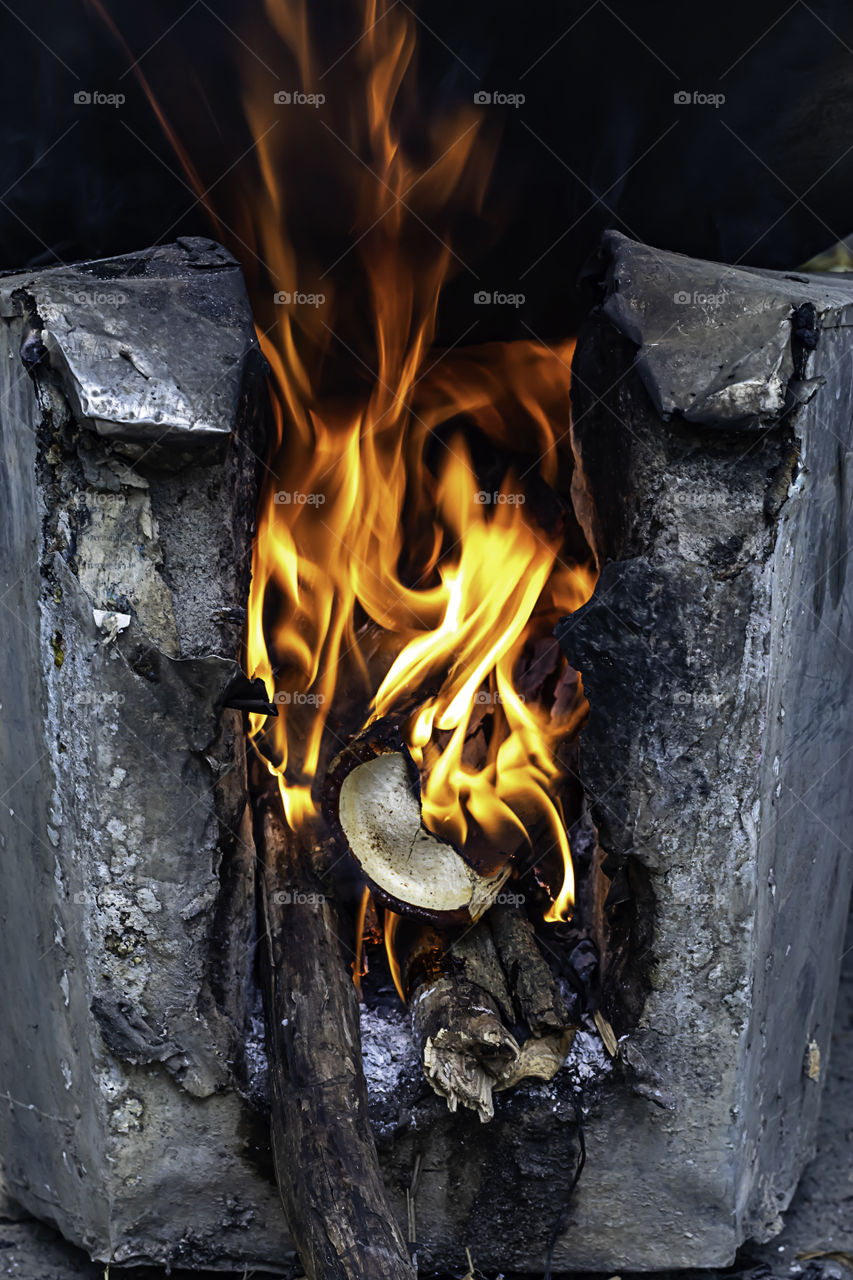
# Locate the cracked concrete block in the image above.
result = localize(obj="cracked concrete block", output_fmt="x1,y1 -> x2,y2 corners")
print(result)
0,240 -> 294,1271
551,232 -> 853,1266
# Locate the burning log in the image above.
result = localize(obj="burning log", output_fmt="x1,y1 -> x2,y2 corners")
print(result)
326,724 -> 513,924
390,911 -> 576,1122
257,796 -> 415,1280
398,918 -> 519,1122
325,719 -> 577,1122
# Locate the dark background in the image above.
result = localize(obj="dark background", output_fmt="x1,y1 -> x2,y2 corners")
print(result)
2,0 -> 853,337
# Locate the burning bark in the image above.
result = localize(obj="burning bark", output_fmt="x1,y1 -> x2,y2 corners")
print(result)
257,796 -> 415,1280
326,724 -> 513,923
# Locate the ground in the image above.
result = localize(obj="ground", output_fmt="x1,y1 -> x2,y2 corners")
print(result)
1,903 -> 850,1280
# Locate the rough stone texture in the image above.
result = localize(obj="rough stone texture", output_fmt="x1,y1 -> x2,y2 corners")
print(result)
2,235 -> 250,442
1,895 -> 851,1280
554,232 -> 853,1267
0,240 -> 294,1272
2,234 -> 851,1276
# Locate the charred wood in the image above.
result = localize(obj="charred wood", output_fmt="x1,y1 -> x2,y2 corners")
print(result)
488,904 -> 570,1036
257,797 -> 415,1280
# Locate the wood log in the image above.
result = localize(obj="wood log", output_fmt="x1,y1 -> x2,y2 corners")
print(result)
401,919 -> 518,1123
257,797 -> 415,1280
488,904 -> 571,1035
325,723 -> 511,924
405,921 -> 519,1124
396,913 -> 576,1121
411,976 -> 518,1123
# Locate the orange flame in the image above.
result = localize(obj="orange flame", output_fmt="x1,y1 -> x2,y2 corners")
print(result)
383,910 -> 405,1003
95,0 -> 595,922
241,0 -> 595,923
352,885 -> 372,997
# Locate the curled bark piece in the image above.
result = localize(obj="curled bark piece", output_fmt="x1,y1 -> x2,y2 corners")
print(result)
326,725 -> 511,923
257,797 -> 415,1280
495,1029 -> 577,1092
489,903 -> 571,1035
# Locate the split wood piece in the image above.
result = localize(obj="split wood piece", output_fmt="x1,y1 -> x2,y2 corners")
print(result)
399,918 -> 516,1026
489,903 -> 571,1035
257,798 -> 415,1280
485,905 -> 578,1091
325,722 -> 512,924
401,918 -> 517,1122
400,918 -> 575,1122
411,975 -> 517,1123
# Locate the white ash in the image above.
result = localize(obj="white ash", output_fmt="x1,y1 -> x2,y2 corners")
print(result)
360,1002 -> 613,1107
563,1023 -> 614,1087
360,1004 -> 420,1101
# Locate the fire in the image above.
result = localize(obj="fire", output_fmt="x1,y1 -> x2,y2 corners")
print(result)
96,0 -> 596,922
240,0 -> 595,922
383,910 -> 405,1003
371,436 -> 591,908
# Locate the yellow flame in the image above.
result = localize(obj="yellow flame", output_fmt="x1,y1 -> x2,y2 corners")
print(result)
239,0 -> 595,922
